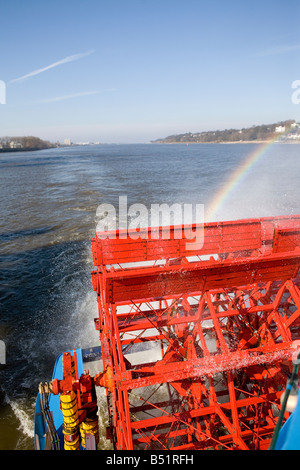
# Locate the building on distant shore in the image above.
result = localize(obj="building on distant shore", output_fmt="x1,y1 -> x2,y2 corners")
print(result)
275,125 -> 285,133
9,141 -> 22,149
64,138 -> 71,146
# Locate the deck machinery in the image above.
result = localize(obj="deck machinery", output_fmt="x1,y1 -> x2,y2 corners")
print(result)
37,215 -> 300,450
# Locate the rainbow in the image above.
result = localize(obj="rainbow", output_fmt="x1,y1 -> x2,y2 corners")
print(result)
206,135 -> 284,222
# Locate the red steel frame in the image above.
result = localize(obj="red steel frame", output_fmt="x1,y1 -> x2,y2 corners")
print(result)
91,215 -> 300,450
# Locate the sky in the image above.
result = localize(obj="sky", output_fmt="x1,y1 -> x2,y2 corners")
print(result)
1,0 -> 300,143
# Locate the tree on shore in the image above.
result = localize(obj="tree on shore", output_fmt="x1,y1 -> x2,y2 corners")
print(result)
153,120 -> 298,143
0,136 -> 54,150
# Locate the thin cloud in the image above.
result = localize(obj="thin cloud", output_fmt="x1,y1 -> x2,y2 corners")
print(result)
8,50 -> 95,84
36,90 -> 100,103
255,44 -> 300,57
35,88 -> 116,104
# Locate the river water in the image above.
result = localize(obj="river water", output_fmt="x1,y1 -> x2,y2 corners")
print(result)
0,143 -> 299,450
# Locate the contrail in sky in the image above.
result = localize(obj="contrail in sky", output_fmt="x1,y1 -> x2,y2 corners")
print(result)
35,88 -> 116,104
36,90 -> 101,103
8,50 -> 95,84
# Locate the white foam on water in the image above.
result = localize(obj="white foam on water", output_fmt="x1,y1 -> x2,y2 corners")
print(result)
5,394 -> 34,439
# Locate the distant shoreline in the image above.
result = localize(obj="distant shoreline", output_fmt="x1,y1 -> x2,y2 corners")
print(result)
151,119 -> 300,145
152,140 -> 300,145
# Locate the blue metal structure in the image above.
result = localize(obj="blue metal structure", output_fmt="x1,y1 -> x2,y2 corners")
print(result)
274,388 -> 300,450
34,349 -> 84,450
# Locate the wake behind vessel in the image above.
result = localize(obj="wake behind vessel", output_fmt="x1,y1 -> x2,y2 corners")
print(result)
35,215 -> 300,450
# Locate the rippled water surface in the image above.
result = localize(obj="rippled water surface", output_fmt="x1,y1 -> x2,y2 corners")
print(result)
0,143 -> 299,449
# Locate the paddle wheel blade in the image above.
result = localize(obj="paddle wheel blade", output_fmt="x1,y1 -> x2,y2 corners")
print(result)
91,216 -> 300,450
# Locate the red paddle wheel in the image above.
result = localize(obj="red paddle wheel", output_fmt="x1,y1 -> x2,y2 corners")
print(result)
90,215 -> 300,450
